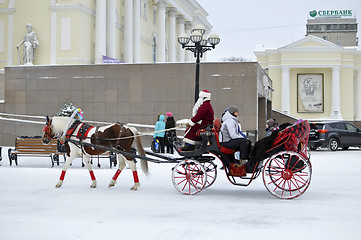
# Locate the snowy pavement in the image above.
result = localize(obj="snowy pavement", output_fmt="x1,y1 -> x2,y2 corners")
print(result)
0,147 -> 360,240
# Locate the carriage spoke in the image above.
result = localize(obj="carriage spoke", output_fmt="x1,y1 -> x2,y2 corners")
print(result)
172,160 -> 207,195
263,151 -> 312,199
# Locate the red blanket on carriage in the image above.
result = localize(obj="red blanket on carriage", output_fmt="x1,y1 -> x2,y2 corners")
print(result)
249,120 -> 310,164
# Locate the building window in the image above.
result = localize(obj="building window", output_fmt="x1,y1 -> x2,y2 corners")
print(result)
308,24 -> 314,32
153,5 -> 157,25
337,36 -> 341,45
143,0 -> 148,20
152,36 -> 157,63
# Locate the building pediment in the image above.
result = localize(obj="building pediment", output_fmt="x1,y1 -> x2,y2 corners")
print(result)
280,35 -> 342,51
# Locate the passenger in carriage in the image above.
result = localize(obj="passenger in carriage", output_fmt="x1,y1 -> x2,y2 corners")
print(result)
181,90 -> 214,151
265,118 -> 277,137
219,106 -> 248,165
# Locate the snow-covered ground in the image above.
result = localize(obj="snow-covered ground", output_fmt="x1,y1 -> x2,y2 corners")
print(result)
1,146 -> 360,240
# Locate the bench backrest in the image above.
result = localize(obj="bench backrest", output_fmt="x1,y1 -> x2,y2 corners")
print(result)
15,137 -> 58,154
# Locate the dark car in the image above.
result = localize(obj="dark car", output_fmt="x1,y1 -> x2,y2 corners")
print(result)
308,121 -> 361,151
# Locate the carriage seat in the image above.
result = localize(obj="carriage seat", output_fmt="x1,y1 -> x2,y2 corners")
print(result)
213,119 -> 237,155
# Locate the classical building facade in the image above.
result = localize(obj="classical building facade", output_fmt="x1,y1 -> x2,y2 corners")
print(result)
255,35 -> 361,122
0,0 -> 212,68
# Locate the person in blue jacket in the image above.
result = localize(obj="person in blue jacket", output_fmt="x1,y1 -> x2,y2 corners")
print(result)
154,114 -> 166,153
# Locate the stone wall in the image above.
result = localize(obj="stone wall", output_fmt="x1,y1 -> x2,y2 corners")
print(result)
0,62 -> 269,146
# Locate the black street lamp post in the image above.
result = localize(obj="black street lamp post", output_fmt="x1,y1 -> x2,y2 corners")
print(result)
178,25 -> 220,103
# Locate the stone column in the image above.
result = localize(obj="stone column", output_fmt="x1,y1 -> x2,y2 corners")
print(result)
133,0 -> 140,63
281,66 -> 290,115
184,21 -> 192,62
124,0 -> 133,63
330,66 -> 343,119
50,11 -> 57,64
176,15 -> 185,62
106,0 -> 116,58
355,68 -> 361,120
95,0 -> 107,64
156,0 -> 167,62
167,8 -> 177,62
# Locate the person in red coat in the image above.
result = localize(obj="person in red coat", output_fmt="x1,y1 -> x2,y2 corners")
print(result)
181,90 -> 214,151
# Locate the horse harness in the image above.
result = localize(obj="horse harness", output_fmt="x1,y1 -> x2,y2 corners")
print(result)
66,120 -> 94,141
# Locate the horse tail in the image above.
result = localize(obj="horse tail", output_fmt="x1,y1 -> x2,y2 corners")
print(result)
129,127 -> 149,176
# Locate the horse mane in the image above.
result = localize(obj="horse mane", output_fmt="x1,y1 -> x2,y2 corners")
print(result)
51,116 -> 75,135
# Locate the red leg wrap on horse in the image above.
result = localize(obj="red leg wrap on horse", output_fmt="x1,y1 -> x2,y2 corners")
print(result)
112,169 -> 122,181
60,170 -> 66,181
89,170 -> 96,181
133,171 -> 139,183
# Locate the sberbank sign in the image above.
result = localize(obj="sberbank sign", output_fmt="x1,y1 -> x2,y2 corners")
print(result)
309,9 -> 353,18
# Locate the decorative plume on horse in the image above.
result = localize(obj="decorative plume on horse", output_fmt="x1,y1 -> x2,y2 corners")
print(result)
42,109 -> 149,190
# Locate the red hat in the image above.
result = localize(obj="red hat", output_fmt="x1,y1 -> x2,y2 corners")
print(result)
199,90 -> 211,100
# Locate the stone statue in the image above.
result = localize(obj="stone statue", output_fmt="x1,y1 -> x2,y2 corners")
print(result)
17,23 -> 39,65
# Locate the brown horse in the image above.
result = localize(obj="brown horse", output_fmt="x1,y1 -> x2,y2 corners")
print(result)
42,116 -> 148,190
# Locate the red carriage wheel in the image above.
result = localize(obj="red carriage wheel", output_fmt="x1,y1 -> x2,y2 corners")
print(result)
262,151 -> 311,199
172,160 -> 207,195
201,161 -> 217,189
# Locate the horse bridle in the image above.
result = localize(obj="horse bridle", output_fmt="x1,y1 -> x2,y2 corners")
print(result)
43,116 -> 55,142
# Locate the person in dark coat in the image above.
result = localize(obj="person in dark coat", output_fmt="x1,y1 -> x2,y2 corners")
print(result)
165,112 -> 176,154
265,118 -> 277,137
182,90 -> 214,151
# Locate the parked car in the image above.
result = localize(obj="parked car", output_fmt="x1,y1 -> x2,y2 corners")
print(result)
308,121 -> 361,151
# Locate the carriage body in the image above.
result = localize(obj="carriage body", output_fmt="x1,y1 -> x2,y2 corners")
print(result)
171,120 -> 312,199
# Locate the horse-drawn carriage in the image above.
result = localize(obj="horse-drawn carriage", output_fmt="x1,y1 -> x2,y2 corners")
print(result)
170,119 -> 312,199
43,115 -> 312,199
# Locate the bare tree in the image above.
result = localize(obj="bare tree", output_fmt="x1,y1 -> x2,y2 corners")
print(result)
221,56 -> 252,62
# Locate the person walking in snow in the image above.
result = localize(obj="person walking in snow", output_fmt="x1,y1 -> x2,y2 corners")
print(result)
154,114 -> 166,153
165,112 -> 176,154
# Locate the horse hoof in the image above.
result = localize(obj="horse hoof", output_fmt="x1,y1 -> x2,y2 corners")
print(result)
130,183 -> 140,190
56,181 -> 63,188
108,179 -> 116,187
90,185 -> 97,188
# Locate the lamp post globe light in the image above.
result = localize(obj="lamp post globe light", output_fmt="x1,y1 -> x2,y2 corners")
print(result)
178,25 -> 220,103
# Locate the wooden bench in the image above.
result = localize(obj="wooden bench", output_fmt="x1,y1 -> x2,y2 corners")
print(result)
8,136 -> 117,168
8,136 -> 65,167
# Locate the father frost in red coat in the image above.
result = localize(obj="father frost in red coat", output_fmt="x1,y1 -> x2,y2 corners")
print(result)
182,90 -> 214,150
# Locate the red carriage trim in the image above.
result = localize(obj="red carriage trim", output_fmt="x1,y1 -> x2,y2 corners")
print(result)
213,119 -> 237,154
270,120 -> 310,159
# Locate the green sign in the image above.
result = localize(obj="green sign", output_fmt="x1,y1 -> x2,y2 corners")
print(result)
309,9 -> 353,18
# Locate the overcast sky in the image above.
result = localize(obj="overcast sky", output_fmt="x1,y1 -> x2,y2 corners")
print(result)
196,0 -> 361,62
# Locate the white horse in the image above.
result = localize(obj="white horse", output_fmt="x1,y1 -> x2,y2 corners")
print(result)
42,116 -> 149,190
